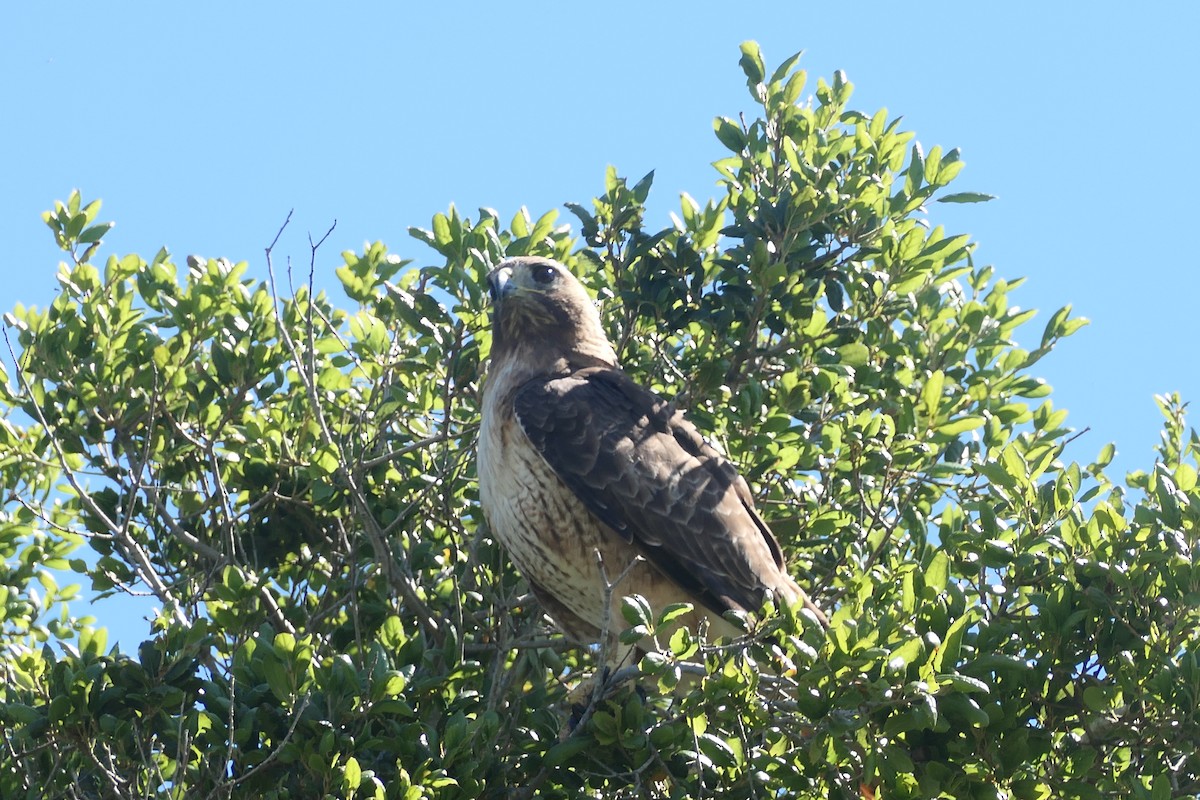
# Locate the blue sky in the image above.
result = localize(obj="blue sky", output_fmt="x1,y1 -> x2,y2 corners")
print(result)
4,3 -> 1198,650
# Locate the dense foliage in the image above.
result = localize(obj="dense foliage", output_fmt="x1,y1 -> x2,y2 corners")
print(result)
2,43 -> 1198,799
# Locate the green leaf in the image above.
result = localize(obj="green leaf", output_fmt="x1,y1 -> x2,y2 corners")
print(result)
344,756 -> 362,792
938,673 -> 990,695
78,222 -> 114,245
312,445 -> 341,476
936,415 -> 985,436
933,611 -> 975,672
262,658 -> 292,701
274,632 -> 297,655
922,370 -> 945,418
768,50 -> 804,85
919,233 -> 971,261
1093,442 -> 1116,469
937,192 -> 996,204
0,703 -> 42,725
902,570 -> 916,613
631,170 -> 655,203
905,142 -> 925,195
1082,685 -> 1114,712
925,550 -> 949,593
432,213 -> 452,246
888,636 -> 924,670
698,732 -> 738,768
657,602 -> 694,627
1175,462 -> 1197,492
714,117 -> 746,153
669,626 -> 696,658
543,736 -> 593,767
738,40 -> 766,85
621,594 -> 653,629
1042,304 -> 1072,346
836,342 -> 870,367
913,691 -> 939,729
1060,316 -> 1090,337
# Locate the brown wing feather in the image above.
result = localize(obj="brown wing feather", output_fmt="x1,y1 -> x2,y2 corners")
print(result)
512,366 -> 795,616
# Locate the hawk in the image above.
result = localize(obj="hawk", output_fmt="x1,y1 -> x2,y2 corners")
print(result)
477,257 -> 823,665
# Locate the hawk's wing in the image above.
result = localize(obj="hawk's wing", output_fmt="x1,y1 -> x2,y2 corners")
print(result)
512,366 -> 793,617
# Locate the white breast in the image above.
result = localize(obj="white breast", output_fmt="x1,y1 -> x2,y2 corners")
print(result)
477,364 -> 727,650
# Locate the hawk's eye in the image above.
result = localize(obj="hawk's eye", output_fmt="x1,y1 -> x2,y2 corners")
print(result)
531,263 -> 557,285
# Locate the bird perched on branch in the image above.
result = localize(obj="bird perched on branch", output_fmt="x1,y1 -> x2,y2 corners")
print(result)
477,257 -> 824,668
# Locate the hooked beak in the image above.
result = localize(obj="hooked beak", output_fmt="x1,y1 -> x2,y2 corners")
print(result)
487,265 -> 513,303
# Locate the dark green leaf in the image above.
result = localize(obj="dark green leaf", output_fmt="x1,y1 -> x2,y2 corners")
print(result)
937,191 -> 997,204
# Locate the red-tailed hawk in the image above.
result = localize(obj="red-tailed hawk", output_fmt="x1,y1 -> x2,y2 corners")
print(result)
477,257 -> 823,665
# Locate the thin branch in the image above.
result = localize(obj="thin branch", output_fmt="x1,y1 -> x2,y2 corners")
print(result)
1063,425 -> 1092,448
214,693 -> 312,793
264,209 -> 294,255
361,427 -> 471,469
2,327 -> 190,628
264,218 -> 441,642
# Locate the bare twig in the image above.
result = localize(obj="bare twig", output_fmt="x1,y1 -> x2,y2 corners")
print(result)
1063,425 -> 1092,448
361,427 -> 471,469
3,328 -> 191,628
263,215 -> 441,642
213,693 -> 312,793
566,551 -> 645,734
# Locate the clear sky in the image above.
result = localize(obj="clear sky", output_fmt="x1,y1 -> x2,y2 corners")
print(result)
4,3 -> 1198,650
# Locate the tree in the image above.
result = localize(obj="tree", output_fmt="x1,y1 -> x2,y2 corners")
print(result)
1,42 -> 1197,799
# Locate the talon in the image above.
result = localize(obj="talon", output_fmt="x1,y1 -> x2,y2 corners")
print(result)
558,666 -> 621,740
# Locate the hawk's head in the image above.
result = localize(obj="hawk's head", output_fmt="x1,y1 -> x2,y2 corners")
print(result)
487,257 -> 618,370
